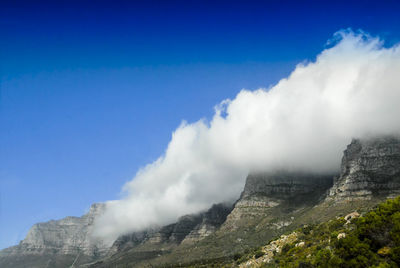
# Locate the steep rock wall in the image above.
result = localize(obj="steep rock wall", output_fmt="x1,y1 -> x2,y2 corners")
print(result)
328,136 -> 400,201
0,203 -> 108,268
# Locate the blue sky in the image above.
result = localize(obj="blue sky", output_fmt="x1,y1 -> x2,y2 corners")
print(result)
1,0 -> 400,249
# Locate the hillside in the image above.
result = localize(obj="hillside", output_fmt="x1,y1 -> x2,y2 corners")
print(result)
237,196 -> 400,267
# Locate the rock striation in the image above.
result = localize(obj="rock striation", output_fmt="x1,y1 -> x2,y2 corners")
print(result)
181,203 -> 233,244
90,203 -> 232,267
242,171 -> 334,203
328,136 -> 400,201
109,203 -> 232,254
222,171 -> 334,230
0,203 -> 108,268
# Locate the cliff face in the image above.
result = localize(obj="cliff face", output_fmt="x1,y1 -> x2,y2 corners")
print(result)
222,171 -> 334,230
108,203 -> 232,254
22,203 -> 108,255
90,203 -> 232,267
242,172 -> 334,200
181,203 -> 233,244
0,203 -> 108,268
328,136 -> 400,201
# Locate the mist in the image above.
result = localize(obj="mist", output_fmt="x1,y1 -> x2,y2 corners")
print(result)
92,30 -> 400,244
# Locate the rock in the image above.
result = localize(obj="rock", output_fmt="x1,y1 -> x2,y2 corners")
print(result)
239,232 -> 299,268
344,211 -> 360,224
0,203 -> 109,267
222,171 -> 334,230
24,203 -> 107,255
182,203 -> 233,244
272,220 -> 292,230
328,136 -> 400,201
337,233 -> 346,239
108,203 -> 233,254
242,172 -> 334,200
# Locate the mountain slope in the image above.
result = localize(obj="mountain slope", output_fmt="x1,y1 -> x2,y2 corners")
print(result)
1,136 -> 400,267
239,196 -> 400,267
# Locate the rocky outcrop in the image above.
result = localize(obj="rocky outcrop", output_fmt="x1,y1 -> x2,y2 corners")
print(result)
0,203 -> 108,268
328,136 -> 400,201
239,232 -> 299,268
91,203 -> 232,267
242,172 -> 334,200
222,171 -> 334,230
109,203 -> 233,255
181,204 -> 233,244
109,215 -> 202,254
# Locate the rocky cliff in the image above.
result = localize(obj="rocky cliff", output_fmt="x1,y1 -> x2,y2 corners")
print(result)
221,171 -> 334,230
106,203 -> 232,253
90,203 -> 232,267
0,203 -> 108,268
328,136 -> 400,201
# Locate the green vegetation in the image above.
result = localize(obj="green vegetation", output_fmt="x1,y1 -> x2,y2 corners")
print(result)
263,196 -> 400,267
150,198 -> 400,267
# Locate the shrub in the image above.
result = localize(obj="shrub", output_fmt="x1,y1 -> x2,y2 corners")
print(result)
254,249 -> 264,258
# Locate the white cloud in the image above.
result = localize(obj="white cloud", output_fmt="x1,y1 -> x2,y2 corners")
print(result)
93,30 -> 400,244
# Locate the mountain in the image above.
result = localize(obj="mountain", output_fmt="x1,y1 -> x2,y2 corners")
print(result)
328,136 -> 400,201
0,203 -> 108,268
1,135 -> 400,267
222,171 -> 334,231
92,203 -> 233,267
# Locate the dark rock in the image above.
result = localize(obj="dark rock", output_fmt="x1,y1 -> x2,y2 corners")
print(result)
242,171 -> 334,202
108,203 -> 232,253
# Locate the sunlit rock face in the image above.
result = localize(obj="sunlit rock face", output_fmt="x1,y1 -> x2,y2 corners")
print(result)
328,136 -> 400,201
21,203 -> 108,255
0,203 -> 109,268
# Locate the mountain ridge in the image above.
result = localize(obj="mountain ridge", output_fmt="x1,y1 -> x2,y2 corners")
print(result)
1,135 -> 400,267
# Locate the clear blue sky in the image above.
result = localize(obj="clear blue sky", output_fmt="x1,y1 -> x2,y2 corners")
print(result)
1,0 -> 399,249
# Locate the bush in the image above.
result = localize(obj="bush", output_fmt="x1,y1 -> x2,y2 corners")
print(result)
233,252 -> 242,261
254,249 -> 264,258
265,196 -> 400,267
281,243 -> 292,253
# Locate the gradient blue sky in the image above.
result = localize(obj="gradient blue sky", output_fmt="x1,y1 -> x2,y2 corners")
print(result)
1,0 -> 400,249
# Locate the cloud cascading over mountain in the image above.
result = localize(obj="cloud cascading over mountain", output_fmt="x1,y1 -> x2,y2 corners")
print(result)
93,30 -> 400,244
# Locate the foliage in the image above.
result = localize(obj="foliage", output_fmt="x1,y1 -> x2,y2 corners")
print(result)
254,249 -> 264,258
265,196 -> 400,267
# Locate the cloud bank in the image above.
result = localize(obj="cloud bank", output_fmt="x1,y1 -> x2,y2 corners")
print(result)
93,30 -> 400,244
